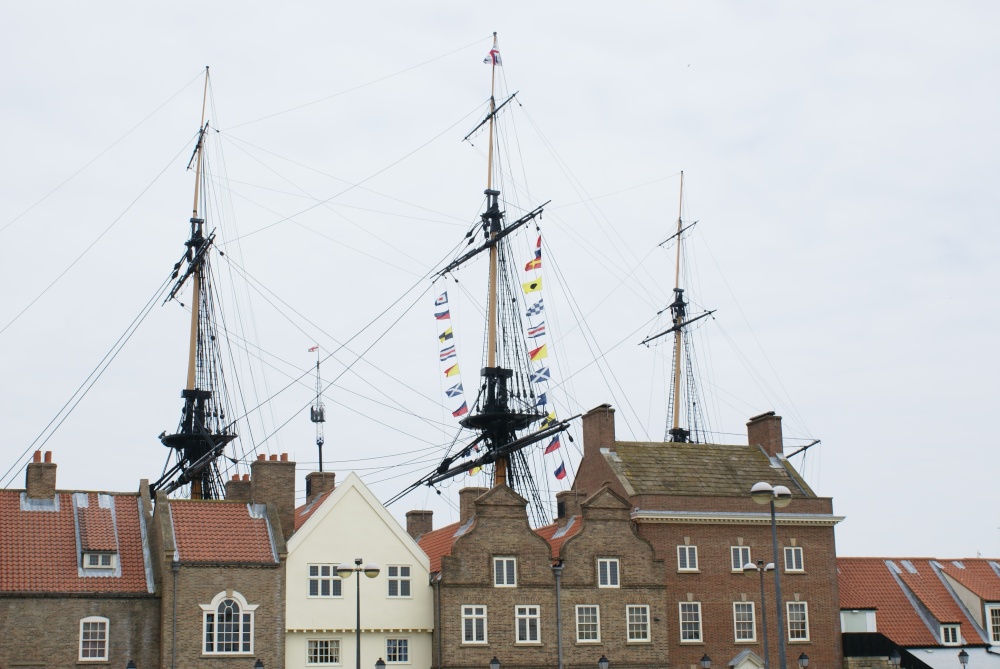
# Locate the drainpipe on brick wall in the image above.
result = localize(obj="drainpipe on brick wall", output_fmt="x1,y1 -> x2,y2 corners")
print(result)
171,553 -> 180,669
434,574 -> 442,669
552,561 -> 564,669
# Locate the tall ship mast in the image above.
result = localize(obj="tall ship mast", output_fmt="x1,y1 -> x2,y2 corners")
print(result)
641,172 -> 715,443
395,34 -> 574,524
151,68 -> 237,499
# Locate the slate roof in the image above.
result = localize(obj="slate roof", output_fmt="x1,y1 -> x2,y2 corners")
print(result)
838,557 -> 993,647
0,490 -> 151,594
609,441 -> 812,497
419,516 -> 583,573
169,499 -> 277,564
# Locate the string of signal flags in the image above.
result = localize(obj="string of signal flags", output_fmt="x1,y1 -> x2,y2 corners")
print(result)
432,233 -> 567,481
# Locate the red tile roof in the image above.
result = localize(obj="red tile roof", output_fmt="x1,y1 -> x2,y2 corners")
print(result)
294,490 -> 335,531
838,557 -> 986,646
77,493 -> 117,551
0,491 -> 150,594
170,500 -> 276,564
534,516 -> 582,557
938,560 -> 1000,601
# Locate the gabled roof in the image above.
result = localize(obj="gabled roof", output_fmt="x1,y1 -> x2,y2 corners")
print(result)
0,490 -> 152,594
938,560 -> 1000,601
607,441 -> 811,497
288,472 -> 429,569
169,499 -> 277,564
838,557 -> 988,646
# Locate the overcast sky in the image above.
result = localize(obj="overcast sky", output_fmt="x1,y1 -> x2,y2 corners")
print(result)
1,2 -> 997,558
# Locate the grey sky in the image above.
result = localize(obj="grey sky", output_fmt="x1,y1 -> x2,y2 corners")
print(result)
1,2 -> 997,558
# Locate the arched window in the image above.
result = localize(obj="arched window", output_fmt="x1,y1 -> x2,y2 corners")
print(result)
201,591 -> 257,654
79,616 -> 109,661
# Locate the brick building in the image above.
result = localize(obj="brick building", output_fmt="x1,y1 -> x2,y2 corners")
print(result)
416,483 -> 668,669
838,557 -> 1000,669
574,405 -> 844,669
0,450 -> 293,668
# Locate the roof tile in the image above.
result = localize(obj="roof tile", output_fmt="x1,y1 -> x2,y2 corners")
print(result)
170,500 -> 276,563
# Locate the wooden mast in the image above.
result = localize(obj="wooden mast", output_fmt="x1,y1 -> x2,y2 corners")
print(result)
670,171 -> 684,435
186,67 -> 210,392
484,32 -> 507,487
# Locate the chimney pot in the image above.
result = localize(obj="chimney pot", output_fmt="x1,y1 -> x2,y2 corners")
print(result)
280,453 -> 288,462
33,451 -> 42,463
242,474 -> 250,481
257,454 -> 266,461
269,454 -> 278,461
44,451 -> 52,463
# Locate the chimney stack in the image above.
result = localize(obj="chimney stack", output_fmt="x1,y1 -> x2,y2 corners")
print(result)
406,510 -> 433,541
556,490 -> 586,526
225,473 -> 251,502
582,404 -> 616,457
459,487 -> 488,525
251,453 -> 296,541
26,450 -> 57,499
747,412 -> 783,457
305,471 -> 337,504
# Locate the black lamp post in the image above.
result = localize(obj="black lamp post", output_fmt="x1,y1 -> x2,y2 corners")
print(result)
490,657 -> 501,669
751,481 -> 792,669
338,557 -> 381,669
744,559 -> 774,669
797,653 -> 809,669
959,649 -> 969,669
376,659 -> 386,669
700,655 -> 712,669
598,656 -> 610,669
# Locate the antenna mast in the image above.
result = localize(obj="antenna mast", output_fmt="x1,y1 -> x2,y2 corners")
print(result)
309,347 -> 326,471
668,172 -> 688,442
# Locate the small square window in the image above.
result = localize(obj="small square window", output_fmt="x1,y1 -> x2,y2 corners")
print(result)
386,638 -> 409,663
598,559 -> 620,588
941,625 -> 961,645
309,564 -> 343,598
494,557 -> 517,587
784,547 -> 804,572
83,552 -> 116,570
732,546 -> 751,571
678,545 -> 698,572
388,565 -> 411,597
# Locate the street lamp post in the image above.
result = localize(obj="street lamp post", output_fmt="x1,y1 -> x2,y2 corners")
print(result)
751,482 -> 792,669
959,649 -> 969,669
744,559 -> 774,669
889,649 -> 901,669
338,558 -> 381,669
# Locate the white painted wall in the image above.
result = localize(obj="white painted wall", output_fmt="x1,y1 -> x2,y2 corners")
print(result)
285,472 -> 433,669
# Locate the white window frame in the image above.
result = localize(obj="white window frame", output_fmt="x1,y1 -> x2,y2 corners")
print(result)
387,565 -> 412,598
576,605 -> 601,643
200,590 -> 258,655
988,605 -> 1000,643
627,604 -> 650,642
309,564 -> 343,598
941,624 -> 961,646
598,558 -> 620,588
731,546 -> 752,572
307,638 -> 341,665
677,545 -> 699,572
386,637 -> 410,664
515,605 -> 541,644
734,602 -> 757,642
787,601 -> 810,641
784,546 -> 804,572
462,605 -> 488,644
79,616 -> 109,661
494,556 -> 517,587
83,552 -> 117,570
680,602 -> 703,643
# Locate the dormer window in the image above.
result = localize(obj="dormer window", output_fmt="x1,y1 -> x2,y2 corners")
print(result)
941,624 -> 961,645
83,552 -> 116,569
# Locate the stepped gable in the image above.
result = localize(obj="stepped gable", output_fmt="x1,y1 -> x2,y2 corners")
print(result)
168,499 -> 277,563
609,440 -> 811,497
0,490 -> 150,593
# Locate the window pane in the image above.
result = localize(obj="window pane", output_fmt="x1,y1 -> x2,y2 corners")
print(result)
599,560 -> 608,584
321,580 -> 330,596
401,580 -> 411,597
389,566 -> 398,577
506,560 -> 515,585
610,560 -> 619,585
401,566 -> 410,577
495,560 -> 503,584
628,605 -> 649,641
681,603 -> 702,641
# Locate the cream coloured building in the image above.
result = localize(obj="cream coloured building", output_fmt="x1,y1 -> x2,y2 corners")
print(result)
286,471 -> 433,669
